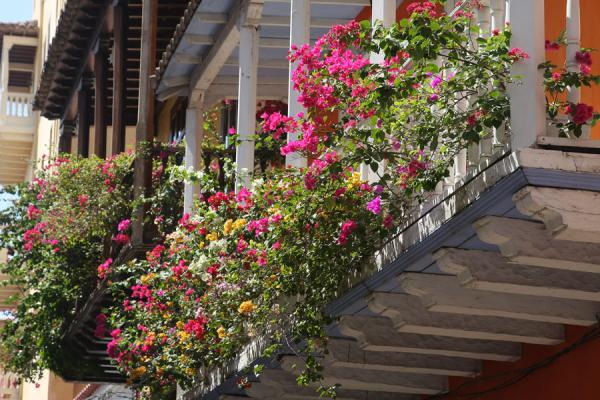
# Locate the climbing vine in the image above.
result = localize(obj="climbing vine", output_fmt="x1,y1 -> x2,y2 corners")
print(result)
104,2 -> 519,397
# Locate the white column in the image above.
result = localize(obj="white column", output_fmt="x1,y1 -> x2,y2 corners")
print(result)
507,0 -> 546,149
236,23 -> 259,190
0,42 -> 11,117
360,0 -> 395,182
183,101 -> 204,214
286,0 -> 310,168
566,0 -> 581,104
369,0 -> 395,64
490,0 -> 506,32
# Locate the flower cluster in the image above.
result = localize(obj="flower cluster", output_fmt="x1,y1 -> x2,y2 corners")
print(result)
105,2 -> 518,397
540,37 -> 600,138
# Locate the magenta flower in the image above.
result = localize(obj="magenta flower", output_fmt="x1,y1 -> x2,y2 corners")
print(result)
112,233 -> 130,245
367,196 -> 382,215
117,219 -> 131,232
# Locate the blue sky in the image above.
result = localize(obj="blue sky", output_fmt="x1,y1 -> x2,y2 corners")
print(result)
0,1 -> 34,22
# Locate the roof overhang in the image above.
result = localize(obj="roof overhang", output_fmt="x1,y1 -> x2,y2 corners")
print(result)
156,0 -> 397,107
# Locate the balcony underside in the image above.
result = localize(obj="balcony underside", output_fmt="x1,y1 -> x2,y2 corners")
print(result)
0,129 -> 33,185
187,148 -> 600,400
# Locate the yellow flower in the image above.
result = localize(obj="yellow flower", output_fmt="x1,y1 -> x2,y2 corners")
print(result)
198,241 -> 205,249
232,218 -> 247,230
130,366 -> 147,380
346,171 -> 363,190
206,232 -> 219,241
238,300 -> 256,315
223,219 -> 234,235
217,326 -> 227,339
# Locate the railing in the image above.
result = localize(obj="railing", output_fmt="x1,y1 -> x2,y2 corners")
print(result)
421,0 -> 583,211
0,92 -> 35,127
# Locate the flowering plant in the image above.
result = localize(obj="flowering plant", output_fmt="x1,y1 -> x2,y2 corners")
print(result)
540,34 -> 600,138
0,147 -> 184,381
105,2 -> 518,397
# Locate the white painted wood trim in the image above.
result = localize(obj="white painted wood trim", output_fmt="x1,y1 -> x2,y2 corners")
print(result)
183,103 -> 204,214
286,0 -> 310,168
566,0 -> 581,104
507,0 -> 547,149
235,24 -> 260,190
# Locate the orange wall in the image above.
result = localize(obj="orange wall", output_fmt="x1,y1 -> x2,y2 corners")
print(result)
358,0 -> 600,138
545,0 -> 600,138
442,325 -> 600,400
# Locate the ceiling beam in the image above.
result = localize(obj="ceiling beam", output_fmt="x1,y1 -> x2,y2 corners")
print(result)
224,57 -> 288,69
197,12 -> 349,28
268,0 -> 370,4
188,0 -> 265,100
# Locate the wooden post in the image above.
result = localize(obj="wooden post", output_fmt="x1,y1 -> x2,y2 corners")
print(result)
59,120 -> 75,154
508,0 -> 546,149
77,78 -> 91,157
286,0 -> 310,168
132,0 -> 157,244
111,0 -> 128,155
183,98 -> 205,214
93,38 -> 108,158
235,23 -> 259,191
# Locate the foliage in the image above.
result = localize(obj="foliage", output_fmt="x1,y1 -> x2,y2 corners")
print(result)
541,33 -> 600,138
0,147 -> 183,381
105,2 -> 517,398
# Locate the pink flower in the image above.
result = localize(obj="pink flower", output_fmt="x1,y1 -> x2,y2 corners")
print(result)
508,47 -> 529,61
383,214 -> 394,229
98,258 -> 113,280
228,127 -> 237,136
367,196 -> 382,215
304,173 -> 317,190
78,194 -> 89,207
112,233 -> 130,245
95,313 -> 107,338
338,220 -> 358,246
545,40 -> 560,51
237,239 -> 249,253
27,204 -> 41,220
576,50 -> 593,67
117,219 -> 131,232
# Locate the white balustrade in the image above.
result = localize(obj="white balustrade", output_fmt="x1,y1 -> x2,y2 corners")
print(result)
566,0 -> 581,104
0,92 -> 35,128
4,94 -> 32,118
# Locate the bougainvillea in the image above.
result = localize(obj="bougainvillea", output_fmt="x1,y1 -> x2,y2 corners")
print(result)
105,2 -> 517,397
0,147 -> 183,381
540,32 -> 600,138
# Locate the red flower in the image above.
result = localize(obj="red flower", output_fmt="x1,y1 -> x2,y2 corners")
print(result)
568,103 -> 594,125
113,233 -> 130,245
545,40 -> 560,51
508,47 -> 530,61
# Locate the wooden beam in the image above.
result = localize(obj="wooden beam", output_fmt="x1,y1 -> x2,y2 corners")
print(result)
224,57 -> 288,69
59,120 -> 75,154
93,41 -> 108,158
111,0 -> 128,155
189,0 -> 264,94
174,53 -> 202,64
77,80 -> 91,157
196,12 -> 349,28
132,0 -> 157,244
269,0 -> 370,4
